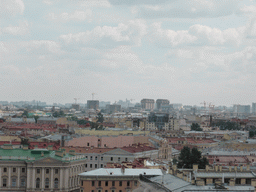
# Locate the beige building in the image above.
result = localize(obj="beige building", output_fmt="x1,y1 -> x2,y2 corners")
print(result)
141,99 -> 155,111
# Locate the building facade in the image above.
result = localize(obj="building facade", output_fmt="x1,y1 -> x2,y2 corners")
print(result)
87,100 -> 99,110
140,99 -> 154,111
0,146 -> 86,192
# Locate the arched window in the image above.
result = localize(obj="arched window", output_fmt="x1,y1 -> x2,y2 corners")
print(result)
36,178 -> 40,188
54,178 -> 58,188
45,178 -> 49,188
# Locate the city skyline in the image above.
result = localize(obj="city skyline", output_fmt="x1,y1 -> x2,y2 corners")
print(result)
1,0 -> 256,105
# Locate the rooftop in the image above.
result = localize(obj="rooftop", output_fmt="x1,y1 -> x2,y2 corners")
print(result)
79,168 -> 163,176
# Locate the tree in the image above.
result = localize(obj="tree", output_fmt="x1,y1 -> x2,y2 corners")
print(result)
22,110 -> 29,118
34,115 -> 39,123
97,112 -> 104,123
177,147 -> 209,169
249,130 -> 255,138
172,158 -> 178,165
191,123 -> 202,131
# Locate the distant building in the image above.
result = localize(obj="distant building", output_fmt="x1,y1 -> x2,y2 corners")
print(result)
106,104 -> 121,113
141,99 -> 155,110
87,100 -> 99,110
156,99 -> 169,110
71,104 -> 80,111
252,103 -> 256,115
233,105 -> 251,115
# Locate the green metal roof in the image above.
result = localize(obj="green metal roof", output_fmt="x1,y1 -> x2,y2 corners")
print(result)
0,148 -> 86,162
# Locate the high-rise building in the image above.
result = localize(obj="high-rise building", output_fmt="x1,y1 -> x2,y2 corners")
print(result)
156,99 -> 169,110
87,100 -> 99,110
233,104 -> 251,114
141,99 -> 155,110
252,103 -> 256,114
106,104 -> 121,113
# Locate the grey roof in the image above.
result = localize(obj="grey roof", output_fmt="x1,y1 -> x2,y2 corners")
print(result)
195,172 -> 255,178
38,117 -> 58,121
150,174 -> 192,192
79,168 -> 163,177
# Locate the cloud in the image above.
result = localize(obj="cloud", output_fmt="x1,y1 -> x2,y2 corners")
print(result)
237,4 -> 256,15
60,19 -> 147,47
48,10 -> 93,22
108,0 -> 171,6
149,22 -> 245,48
134,0 -> 239,19
1,21 -> 29,36
0,0 -> 25,18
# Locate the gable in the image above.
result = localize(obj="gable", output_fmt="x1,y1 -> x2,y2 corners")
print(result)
102,148 -> 132,155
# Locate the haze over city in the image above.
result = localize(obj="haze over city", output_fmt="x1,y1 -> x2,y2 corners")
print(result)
1,0 -> 256,105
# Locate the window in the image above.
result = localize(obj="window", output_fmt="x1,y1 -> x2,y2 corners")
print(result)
98,190 -> 101,192
13,168 -> 16,172
37,169 -> 40,174
3,178 -> 7,187
90,164 -> 92,168
246,179 -> 251,185
101,164 -> 103,168
21,178 -> 26,187
236,178 -> 241,185
134,181 -> 137,186
112,181 -> 115,186
86,156 -> 88,159
55,169 -> 58,174
4,168 -> 7,172
111,190 -> 115,192
127,181 -> 130,186
36,178 -> 40,188
45,178 -> 49,188
46,169 -> 49,174
105,190 -> 108,192
87,143 -> 90,146
111,157 -> 113,161
125,158 -> 128,161
118,157 -> 120,161
22,168 -> 25,173
119,190 -> 122,192
92,191 -> 94,192
101,157 -> 103,161
54,178 -> 58,188
105,181 -> 108,186
12,178 -> 16,187
95,156 -> 98,160
92,181 -> 95,186
119,181 -> 122,186
95,164 -> 97,168
98,181 -> 101,186
85,164 -> 88,168
90,156 -> 93,160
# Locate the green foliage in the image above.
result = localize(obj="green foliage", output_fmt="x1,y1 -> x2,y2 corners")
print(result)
33,115 -> 39,123
177,147 -> 209,169
97,112 -> 104,123
191,123 -> 202,131
22,110 -> 29,118
21,138 -> 29,145
77,119 -> 90,125
67,115 -> 78,121
52,110 -> 65,117
249,130 -> 256,138
214,121 -> 241,130
172,158 -> 178,165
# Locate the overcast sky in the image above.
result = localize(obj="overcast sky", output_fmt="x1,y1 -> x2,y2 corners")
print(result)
1,0 -> 256,106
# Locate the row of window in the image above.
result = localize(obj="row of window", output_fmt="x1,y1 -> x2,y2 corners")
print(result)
3,167 -> 26,173
89,181 -> 136,187
36,178 -> 59,188
85,164 -> 104,169
2,178 -> 26,187
86,156 -> 128,162
37,168 -> 58,174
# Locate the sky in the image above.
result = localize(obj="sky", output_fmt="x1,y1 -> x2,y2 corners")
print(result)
1,0 -> 256,106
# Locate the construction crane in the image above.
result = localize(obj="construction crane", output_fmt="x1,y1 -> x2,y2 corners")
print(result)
200,101 -> 207,115
74,98 -> 80,104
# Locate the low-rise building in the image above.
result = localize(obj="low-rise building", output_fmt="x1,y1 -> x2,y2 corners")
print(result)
79,168 -> 163,192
